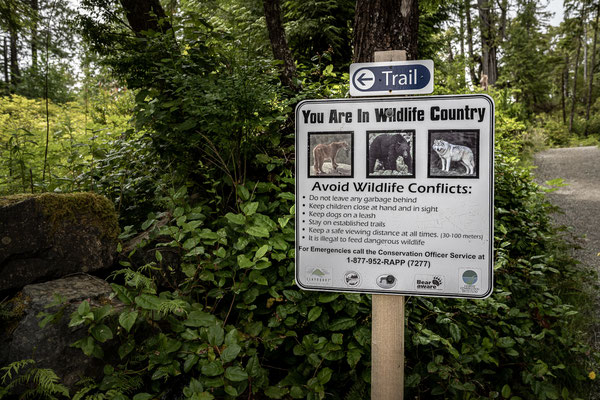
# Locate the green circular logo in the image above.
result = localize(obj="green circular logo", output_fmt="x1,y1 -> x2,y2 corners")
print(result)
462,270 -> 478,285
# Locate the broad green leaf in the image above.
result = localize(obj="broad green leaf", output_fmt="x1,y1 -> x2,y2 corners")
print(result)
278,217 -> 290,228
224,366 -> 248,382
221,344 -> 242,363
119,310 -> 138,332
347,349 -> 361,368
246,226 -> 270,238
317,367 -> 332,384
78,300 -> 90,316
237,254 -> 255,268
329,317 -> 356,331
91,324 -> 113,343
242,202 -> 259,216
184,310 -> 216,327
249,270 -> 268,285
255,244 -> 269,259
207,325 -> 225,346
307,306 -> 322,322
502,384 -> 511,398
93,305 -> 112,321
264,386 -> 289,399
183,237 -> 200,250
111,284 -> 134,305
225,212 -> 245,225
135,294 -> 162,311
201,361 -> 224,377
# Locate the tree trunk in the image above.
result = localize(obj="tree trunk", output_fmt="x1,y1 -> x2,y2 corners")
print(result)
465,0 -> 478,85
31,0 -> 38,71
498,0 -> 508,41
119,0 -> 171,34
9,27 -> 20,90
459,1 -> 466,86
562,53 -> 569,125
353,0 -> 419,62
263,0 -> 298,91
584,22 -> 588,83
584,2 -> 600,136
569,33 -> 582,133
477,0 -> 497,85
3,36 -> 8,90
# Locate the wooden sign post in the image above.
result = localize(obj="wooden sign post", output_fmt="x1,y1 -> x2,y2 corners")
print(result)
371,50 -> 407,400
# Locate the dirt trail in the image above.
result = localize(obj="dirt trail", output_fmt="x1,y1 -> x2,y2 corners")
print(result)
533,146 -> 600,269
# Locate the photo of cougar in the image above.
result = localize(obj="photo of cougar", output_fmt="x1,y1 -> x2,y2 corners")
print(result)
313,141 -> 349,174
308,132 -> 353,177
428,130 -> 479,178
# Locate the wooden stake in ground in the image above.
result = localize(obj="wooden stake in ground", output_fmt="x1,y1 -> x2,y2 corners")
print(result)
371,49 -> 406,400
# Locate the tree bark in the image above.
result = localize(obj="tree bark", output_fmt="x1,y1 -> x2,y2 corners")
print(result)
569,32 -> 582,133
9,26 -> 20,90
459,1 -> 466,86
584,2 -> 599,136
353,0 -> 419,62
262,0 -> 298,91
31,0 -> 38,71
562,53 -> 569,125
3,36 -> 8,90
465,0 -> 478,85
498,0 -> 508,41
477,0 -> 497,85
119,0 -> 170,34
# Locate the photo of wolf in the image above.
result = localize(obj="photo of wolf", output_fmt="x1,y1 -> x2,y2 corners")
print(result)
432,139 -> 475,175
428,130 -> 479,178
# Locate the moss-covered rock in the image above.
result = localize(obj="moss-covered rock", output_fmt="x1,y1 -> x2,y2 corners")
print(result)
0,193 -> 119,293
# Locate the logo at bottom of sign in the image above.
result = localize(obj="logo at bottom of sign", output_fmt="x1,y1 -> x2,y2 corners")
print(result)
305,267 -> 332,286
414,275 -> 445,291
344,271 -> 361,287
459,268 -> 481,294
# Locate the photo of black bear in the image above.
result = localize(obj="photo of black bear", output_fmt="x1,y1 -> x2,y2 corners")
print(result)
367,131 -> 415,178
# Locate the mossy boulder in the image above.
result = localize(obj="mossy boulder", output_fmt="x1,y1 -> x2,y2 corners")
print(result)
0,193 -> 119,293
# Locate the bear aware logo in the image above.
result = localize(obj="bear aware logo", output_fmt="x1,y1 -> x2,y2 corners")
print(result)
414,275 -> 444,291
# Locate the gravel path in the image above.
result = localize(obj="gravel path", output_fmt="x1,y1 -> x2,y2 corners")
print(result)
533,146 -> 600,269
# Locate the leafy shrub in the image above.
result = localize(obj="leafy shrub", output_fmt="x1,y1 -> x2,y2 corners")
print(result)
60,128 -> 599,399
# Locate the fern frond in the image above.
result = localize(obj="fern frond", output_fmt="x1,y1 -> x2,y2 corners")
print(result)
110,268 -> 155,291
0,359 -> 35,384
25,368 -> 69,397
158,299 -> 189,316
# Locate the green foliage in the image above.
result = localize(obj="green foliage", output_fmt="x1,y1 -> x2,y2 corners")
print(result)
0,93 -> 133,196
283,0 -> 355,70
54,107 -> 599,398
0,359 -> 69,400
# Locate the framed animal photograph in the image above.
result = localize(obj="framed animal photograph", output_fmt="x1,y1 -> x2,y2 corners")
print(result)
308,132 -> 354,178
428,130 -> 480,178
366,130 -> 415,178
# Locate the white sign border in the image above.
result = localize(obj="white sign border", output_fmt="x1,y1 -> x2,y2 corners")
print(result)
294,94 -> 495,299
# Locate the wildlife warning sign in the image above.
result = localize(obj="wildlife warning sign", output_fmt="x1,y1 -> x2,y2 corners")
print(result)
295,94 -> 494,298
